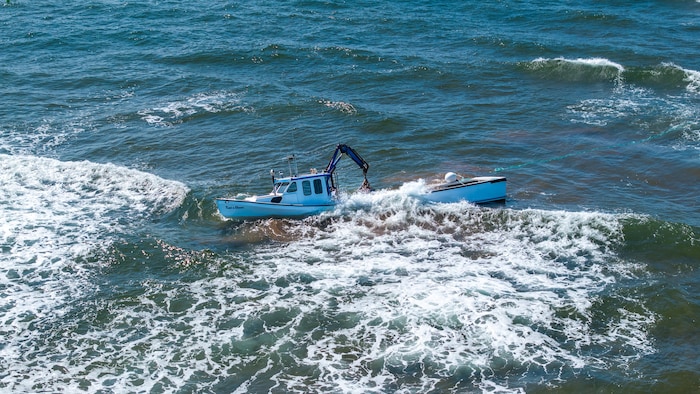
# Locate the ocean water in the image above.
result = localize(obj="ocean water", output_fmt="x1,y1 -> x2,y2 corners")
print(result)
1,0 -> 699,392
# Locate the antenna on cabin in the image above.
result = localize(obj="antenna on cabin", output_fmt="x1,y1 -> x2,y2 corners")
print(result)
287,154 -> 298,177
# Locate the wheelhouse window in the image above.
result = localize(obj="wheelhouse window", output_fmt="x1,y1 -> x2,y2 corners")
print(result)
274,182 -> 289,194
302,180 -> 312,196
286,182 -> 297,192
313,179 -> 323,194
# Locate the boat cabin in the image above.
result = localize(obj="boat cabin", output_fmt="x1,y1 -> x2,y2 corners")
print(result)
268,173 -> 335,205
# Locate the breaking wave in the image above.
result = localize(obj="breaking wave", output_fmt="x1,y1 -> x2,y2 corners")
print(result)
524,57 -> 625,83
523,57 -> 700,94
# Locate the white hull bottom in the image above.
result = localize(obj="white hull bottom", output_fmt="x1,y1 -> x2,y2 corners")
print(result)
216,198 -> 335,220
424,176 -> 507,204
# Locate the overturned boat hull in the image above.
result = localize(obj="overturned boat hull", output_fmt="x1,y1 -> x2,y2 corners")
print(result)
424,176 -> 507,204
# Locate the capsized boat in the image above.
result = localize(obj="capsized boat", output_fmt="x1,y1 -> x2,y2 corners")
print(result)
216,144 -> 371,220
423,172 -> 507,204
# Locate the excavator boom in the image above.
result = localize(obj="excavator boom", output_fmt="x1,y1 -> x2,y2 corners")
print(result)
324,144 -> 369,175
324,144 -> 371,192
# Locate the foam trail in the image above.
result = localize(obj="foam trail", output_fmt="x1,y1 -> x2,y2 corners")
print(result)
0,163 -> 657,392
239,206 -> 656,392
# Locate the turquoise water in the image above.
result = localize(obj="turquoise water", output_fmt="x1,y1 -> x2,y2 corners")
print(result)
1,1 -> 699,392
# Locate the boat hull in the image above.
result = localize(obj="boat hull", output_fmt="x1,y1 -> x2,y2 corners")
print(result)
424,176 -> 506,204
216,198 -> 335,220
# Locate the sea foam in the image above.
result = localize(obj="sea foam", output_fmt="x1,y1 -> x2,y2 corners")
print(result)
138,90 -> 252,126
0,182 -> 658,392
0,154 -> 189,390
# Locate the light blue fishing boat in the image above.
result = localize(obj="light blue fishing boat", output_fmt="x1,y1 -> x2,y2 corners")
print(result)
216,144 -> 371,220
216,145 -> 506,221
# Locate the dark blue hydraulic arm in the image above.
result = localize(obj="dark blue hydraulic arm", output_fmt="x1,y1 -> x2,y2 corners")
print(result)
324,144 -> 369,175
324,144 -> 372,191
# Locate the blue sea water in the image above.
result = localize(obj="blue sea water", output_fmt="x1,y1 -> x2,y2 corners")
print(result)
1,1 -> 699,392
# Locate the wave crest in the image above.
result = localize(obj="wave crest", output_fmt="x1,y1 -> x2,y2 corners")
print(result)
525,57 -> 700,94
525,57 -> 625,82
